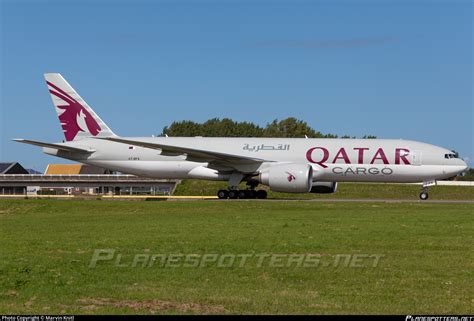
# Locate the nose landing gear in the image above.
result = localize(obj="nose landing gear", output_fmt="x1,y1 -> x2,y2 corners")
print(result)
419,190 -> 429,200
419,180 -> 436,200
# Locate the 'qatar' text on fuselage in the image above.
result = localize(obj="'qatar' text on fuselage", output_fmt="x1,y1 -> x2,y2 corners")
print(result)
306,147 -> 411,168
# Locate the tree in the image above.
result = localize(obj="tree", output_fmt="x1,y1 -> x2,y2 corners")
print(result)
160,117 -> 373,139
262,118 -> 329,138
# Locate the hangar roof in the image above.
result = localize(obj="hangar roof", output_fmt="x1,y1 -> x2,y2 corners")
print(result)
0,162 -> 29,174
45,164 -> 82,175
0,163 -> 13,173
45,164 -> 109,175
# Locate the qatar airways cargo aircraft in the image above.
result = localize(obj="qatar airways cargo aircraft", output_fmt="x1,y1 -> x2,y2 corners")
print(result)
15,73 -> 468,200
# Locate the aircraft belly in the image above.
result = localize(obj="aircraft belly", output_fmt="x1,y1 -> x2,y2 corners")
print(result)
83,160 -> 204,179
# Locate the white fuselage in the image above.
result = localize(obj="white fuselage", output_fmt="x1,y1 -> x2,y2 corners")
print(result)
43,137 -> 467,183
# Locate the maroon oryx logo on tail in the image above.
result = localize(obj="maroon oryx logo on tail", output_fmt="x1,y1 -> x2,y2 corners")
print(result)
47,81 -> 101,141
286,172 -> 296,182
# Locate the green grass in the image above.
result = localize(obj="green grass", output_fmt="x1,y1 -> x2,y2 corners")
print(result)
0,199 -> 473,314
175,180 -> 474,200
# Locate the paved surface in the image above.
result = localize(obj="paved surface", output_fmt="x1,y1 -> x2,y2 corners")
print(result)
257,198 -> 474,204
0,195 -> 216,200
0,194 -> 472,204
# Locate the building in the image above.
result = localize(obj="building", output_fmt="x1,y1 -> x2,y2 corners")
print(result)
0,162 -> 178,196
0,162 -> 29,194
42,164 -> 111,194
40,164 -> 177,195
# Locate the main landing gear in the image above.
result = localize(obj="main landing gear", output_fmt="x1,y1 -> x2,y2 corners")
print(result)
217,179 -> 267,199
217,189 -> 267,199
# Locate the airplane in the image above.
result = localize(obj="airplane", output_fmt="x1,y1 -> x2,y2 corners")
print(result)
14,73 -> 468,200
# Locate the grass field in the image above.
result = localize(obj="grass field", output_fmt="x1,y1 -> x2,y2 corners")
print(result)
0,199 -> 473,314
175,180 -> 474,200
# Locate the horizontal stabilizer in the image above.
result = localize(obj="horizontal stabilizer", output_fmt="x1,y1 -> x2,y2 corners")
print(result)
13,139 -> 95,154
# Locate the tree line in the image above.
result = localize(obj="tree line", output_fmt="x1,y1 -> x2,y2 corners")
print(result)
160,117 -> 376,139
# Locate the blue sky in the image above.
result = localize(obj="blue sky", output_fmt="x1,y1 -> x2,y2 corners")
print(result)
1,0 -> 472,172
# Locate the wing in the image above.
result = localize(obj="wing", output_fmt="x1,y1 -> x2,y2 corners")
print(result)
98,137 -> 266,164
13,139 -> 95,154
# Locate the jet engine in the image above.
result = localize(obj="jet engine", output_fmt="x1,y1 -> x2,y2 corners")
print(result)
259,163 -> 313,193
310,182 -> 338,194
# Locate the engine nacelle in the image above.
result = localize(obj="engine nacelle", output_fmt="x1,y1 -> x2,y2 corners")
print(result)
259,163 -> 313,193
310,182 -> 338,194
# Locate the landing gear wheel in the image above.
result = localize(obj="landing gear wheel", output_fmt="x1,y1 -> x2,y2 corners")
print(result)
247,190 -> 257,199
256,190 -> 268,199
217,189 -> 229,199
228,190 -> 239,199
419,192 -> 429,200
238,190 -> 248,199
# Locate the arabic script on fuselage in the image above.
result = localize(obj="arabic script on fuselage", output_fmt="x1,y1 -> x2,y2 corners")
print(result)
243,144 -> 290,152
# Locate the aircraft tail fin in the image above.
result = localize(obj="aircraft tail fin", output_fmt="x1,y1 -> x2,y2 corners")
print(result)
44,73 -> 116,141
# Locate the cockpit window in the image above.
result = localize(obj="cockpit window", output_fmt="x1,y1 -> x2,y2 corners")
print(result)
445,153 -> 458,159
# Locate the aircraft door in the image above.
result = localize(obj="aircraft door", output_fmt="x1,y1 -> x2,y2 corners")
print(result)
411,150 -> 422,166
